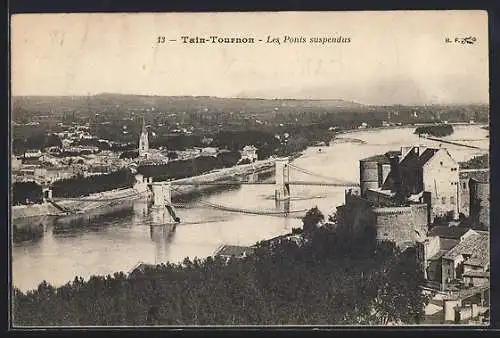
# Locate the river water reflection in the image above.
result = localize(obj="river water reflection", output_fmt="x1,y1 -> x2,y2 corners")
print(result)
12,126 -> 489,292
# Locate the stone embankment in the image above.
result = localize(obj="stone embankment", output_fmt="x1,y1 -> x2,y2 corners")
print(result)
169,158 -> 275,197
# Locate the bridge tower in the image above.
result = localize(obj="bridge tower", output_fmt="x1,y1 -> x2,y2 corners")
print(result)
151,182 -> 166,208
42,187 -> 53,202
151,181 -> 179,223
275,157 -> 290,201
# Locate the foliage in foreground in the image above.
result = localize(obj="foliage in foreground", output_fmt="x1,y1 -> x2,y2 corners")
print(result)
13,213 -> 428,326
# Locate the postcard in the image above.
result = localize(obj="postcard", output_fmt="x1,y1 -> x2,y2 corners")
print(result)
10,11 -> 490,327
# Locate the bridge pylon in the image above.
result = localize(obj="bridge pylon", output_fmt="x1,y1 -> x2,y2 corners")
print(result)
275,157 -> 290,201
42,187 -> 53,202
151,182 -> 166,209
151,181 -> 179,223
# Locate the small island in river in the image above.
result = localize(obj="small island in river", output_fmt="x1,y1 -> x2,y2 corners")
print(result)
414,124 -> 454,137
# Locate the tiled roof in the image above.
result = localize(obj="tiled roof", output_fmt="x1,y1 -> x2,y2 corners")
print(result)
428,225 -> 473,240
400,147 -> 439,168
360,154 -> 391,164
128,262 -> 155,275
462,270 -> 489,278
469,171 -> 490,183
215,245 -> 255,258
442,231 -> 489,267
428,249 -> 448,261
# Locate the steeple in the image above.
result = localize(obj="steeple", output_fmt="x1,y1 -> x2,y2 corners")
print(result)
139,115 -> 149,158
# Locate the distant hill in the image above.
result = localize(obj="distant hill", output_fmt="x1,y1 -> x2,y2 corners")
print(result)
11,94 -> 489,129
12,94 -> 367,115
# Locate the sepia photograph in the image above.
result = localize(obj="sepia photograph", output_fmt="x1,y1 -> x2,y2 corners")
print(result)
10,11 -> 490,327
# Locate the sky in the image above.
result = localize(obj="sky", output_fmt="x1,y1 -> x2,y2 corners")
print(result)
11,11 -> 489,105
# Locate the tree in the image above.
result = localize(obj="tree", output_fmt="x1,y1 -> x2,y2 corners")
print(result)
12,181 -> 43,205
167,151 -> 178,160
120,150 -> 139,159
302,207 -> 324,233
45,134 -> 63,148
367,246 -> 430,325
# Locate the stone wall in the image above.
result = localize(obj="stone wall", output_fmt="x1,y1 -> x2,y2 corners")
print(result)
337,192 -> 376,238
365,189 -> 396,207
372,203 -> 428,246
11,203 -> 50,220
339,191 -> 429,247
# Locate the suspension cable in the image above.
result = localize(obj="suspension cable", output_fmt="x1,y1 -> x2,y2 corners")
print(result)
287,163 -> 354,184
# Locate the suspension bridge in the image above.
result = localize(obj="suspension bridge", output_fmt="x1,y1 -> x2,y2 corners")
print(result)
44,157 -> 358,221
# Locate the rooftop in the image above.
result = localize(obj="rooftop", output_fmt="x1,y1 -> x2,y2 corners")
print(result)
214,245 -> 255,258
462,270 -> 489,278
443,231 -> 489,267
428,249 -> 448,261
428,225 -> 474,240
469,171 -> 490,183
400,147 -> 439,169
444,285 -> 490,301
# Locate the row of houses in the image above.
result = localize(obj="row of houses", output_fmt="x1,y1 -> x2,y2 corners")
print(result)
416,226 -> 489,291
335,145 -> 490,324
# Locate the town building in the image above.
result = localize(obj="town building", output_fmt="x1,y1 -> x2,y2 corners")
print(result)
441,286 -> 489,323
11,156 -> 22,170
201,147 -> 218,157
213,245 -> 255,261
34,167 -> 76,185
23,149 -> 42,159
458,170 -> 489,228
336,145 -> 487,248
469,172 -> 489,228
240,145 -> 258,163
441,230 -> 489,289
416,226 -> 477,285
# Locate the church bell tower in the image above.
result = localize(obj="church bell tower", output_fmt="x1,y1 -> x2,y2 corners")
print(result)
139,116 -> 149,158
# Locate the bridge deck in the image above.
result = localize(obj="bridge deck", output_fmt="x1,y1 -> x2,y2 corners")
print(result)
160,181 -> 358,187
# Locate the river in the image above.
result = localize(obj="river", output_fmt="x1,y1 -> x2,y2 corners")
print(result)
11,125 -> 489,292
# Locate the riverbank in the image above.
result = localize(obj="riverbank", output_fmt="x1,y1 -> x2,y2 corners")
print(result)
11,158 -> 277,221
168,158 -> 276,197
12,186 -> 148,221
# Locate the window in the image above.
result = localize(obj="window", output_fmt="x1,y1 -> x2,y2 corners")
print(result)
442,196 -> 446,204
450,196 -> 455,205
440,161 -> 443,166
463,182 -> 467,189
451,168 -> 457,172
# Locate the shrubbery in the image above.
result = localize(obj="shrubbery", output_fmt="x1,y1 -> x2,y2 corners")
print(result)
51,169 -> 135,198
12,182 -> 43,205
459,154 -> 489,169
137,151 -> 242,181
119,150 -> 139,159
